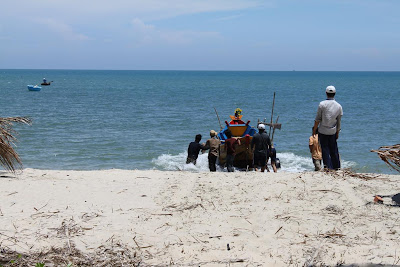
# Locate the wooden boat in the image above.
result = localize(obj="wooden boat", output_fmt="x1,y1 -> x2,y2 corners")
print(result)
27,85 -> 41,91
217,109 -> 257,169
41,81 -> 52,86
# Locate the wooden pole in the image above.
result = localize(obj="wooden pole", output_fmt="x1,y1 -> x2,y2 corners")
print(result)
271,116 -> 279,144
268,92 -> 276,138
214,107 -> 223,131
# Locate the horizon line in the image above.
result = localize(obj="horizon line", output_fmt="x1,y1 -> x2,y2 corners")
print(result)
1,68 -> 400,72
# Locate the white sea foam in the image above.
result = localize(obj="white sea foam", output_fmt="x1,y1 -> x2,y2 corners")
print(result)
277,152 -> 313,172
152,152 -> 211,172
153,151 -> 357,173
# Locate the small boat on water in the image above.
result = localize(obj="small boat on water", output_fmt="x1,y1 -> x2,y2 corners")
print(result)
27,85 -> 42,91
41,78 -> 52,86
217,108 -> 257,169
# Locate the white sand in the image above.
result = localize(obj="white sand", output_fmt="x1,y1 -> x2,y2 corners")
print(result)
0,169 -> 399,266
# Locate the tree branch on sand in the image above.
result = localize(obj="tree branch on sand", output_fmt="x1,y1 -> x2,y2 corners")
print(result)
0,117 -> 32,172
371,144 -> 400,173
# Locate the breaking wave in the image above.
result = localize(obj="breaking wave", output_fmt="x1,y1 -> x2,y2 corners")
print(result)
152,151 -> 357,172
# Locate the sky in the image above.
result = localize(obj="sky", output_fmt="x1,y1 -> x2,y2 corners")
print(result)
1,0 -> 399,71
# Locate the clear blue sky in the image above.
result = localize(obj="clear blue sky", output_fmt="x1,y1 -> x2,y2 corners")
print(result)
1,0 -> 399,70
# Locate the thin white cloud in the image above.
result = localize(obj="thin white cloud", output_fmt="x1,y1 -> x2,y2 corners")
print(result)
2,0 -> 265,22
214,14 -> 244,21
34,18 -> 90,41
132,18 -> 155,32
159,30 -> 221,45
131,18 -> 221,46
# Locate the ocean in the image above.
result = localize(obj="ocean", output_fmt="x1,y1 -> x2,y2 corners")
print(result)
1,70 -> 399,174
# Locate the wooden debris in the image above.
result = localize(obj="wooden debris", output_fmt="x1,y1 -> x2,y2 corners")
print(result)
323,168 -> 382,180
209,235 -> 222,239
0,241 -> 140,266
371,144 -> 400,173
320,233 -> 345,238
275,226 -> 283,234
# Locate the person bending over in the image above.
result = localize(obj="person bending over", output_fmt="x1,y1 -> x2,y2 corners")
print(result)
186,134 -> 205,165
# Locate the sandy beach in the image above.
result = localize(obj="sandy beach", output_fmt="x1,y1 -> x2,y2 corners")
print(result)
0,168 -> 399,266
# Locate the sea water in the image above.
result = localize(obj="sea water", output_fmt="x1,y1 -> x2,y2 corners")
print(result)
1,70 -> 399,174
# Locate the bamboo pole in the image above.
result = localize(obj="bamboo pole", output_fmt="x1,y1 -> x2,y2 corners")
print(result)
268,92 -> 276,138
271,116 -> 279,143
214,107 -> 223,131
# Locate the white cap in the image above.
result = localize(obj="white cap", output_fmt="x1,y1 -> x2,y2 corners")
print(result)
326,85 -> 336,93
258,124 -> 265,130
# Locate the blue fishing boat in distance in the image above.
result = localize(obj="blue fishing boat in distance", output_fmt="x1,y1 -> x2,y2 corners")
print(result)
27,85 -> 41,91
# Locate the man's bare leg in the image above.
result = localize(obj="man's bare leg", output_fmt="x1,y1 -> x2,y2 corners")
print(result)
272,162 -> 277,173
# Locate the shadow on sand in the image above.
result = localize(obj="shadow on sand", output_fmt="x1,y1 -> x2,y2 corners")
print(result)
0,171 -> 16,179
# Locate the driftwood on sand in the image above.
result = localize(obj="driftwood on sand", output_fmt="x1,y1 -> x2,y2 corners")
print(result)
371,144 -> 400,173
0,117 -> 32,172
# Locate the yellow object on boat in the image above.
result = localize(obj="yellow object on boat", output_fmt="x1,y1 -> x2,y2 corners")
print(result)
229,115 -> 243,120
227,125 -> 248,137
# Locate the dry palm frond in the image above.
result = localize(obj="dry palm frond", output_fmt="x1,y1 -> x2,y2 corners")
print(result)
341,168 -> 382,180
0,117 -> 32,172
371,144 -> 400,173
323,168 -> 382,180
0,241 -> 141,266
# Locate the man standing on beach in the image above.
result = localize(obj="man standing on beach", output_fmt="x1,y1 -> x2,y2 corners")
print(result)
309,127 -> 322,171
186,134 -> 206,165
251,124 -> 271,172
202,130 -> 221,172
313,85 -> 343,170
224,130 -> 241,172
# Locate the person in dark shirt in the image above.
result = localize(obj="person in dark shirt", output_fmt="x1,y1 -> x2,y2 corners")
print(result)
186,134 -> 205,165
224,130 -> 241,172
251,123 -> 271,172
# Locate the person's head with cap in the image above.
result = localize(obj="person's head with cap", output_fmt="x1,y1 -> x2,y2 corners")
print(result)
210,130 -> 217,137
258,123 -> 265,133
326,85 -> 336,98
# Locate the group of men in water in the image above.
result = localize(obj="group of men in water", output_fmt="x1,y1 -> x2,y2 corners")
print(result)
186,126 -> 278,172
187,85 -> 343,172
